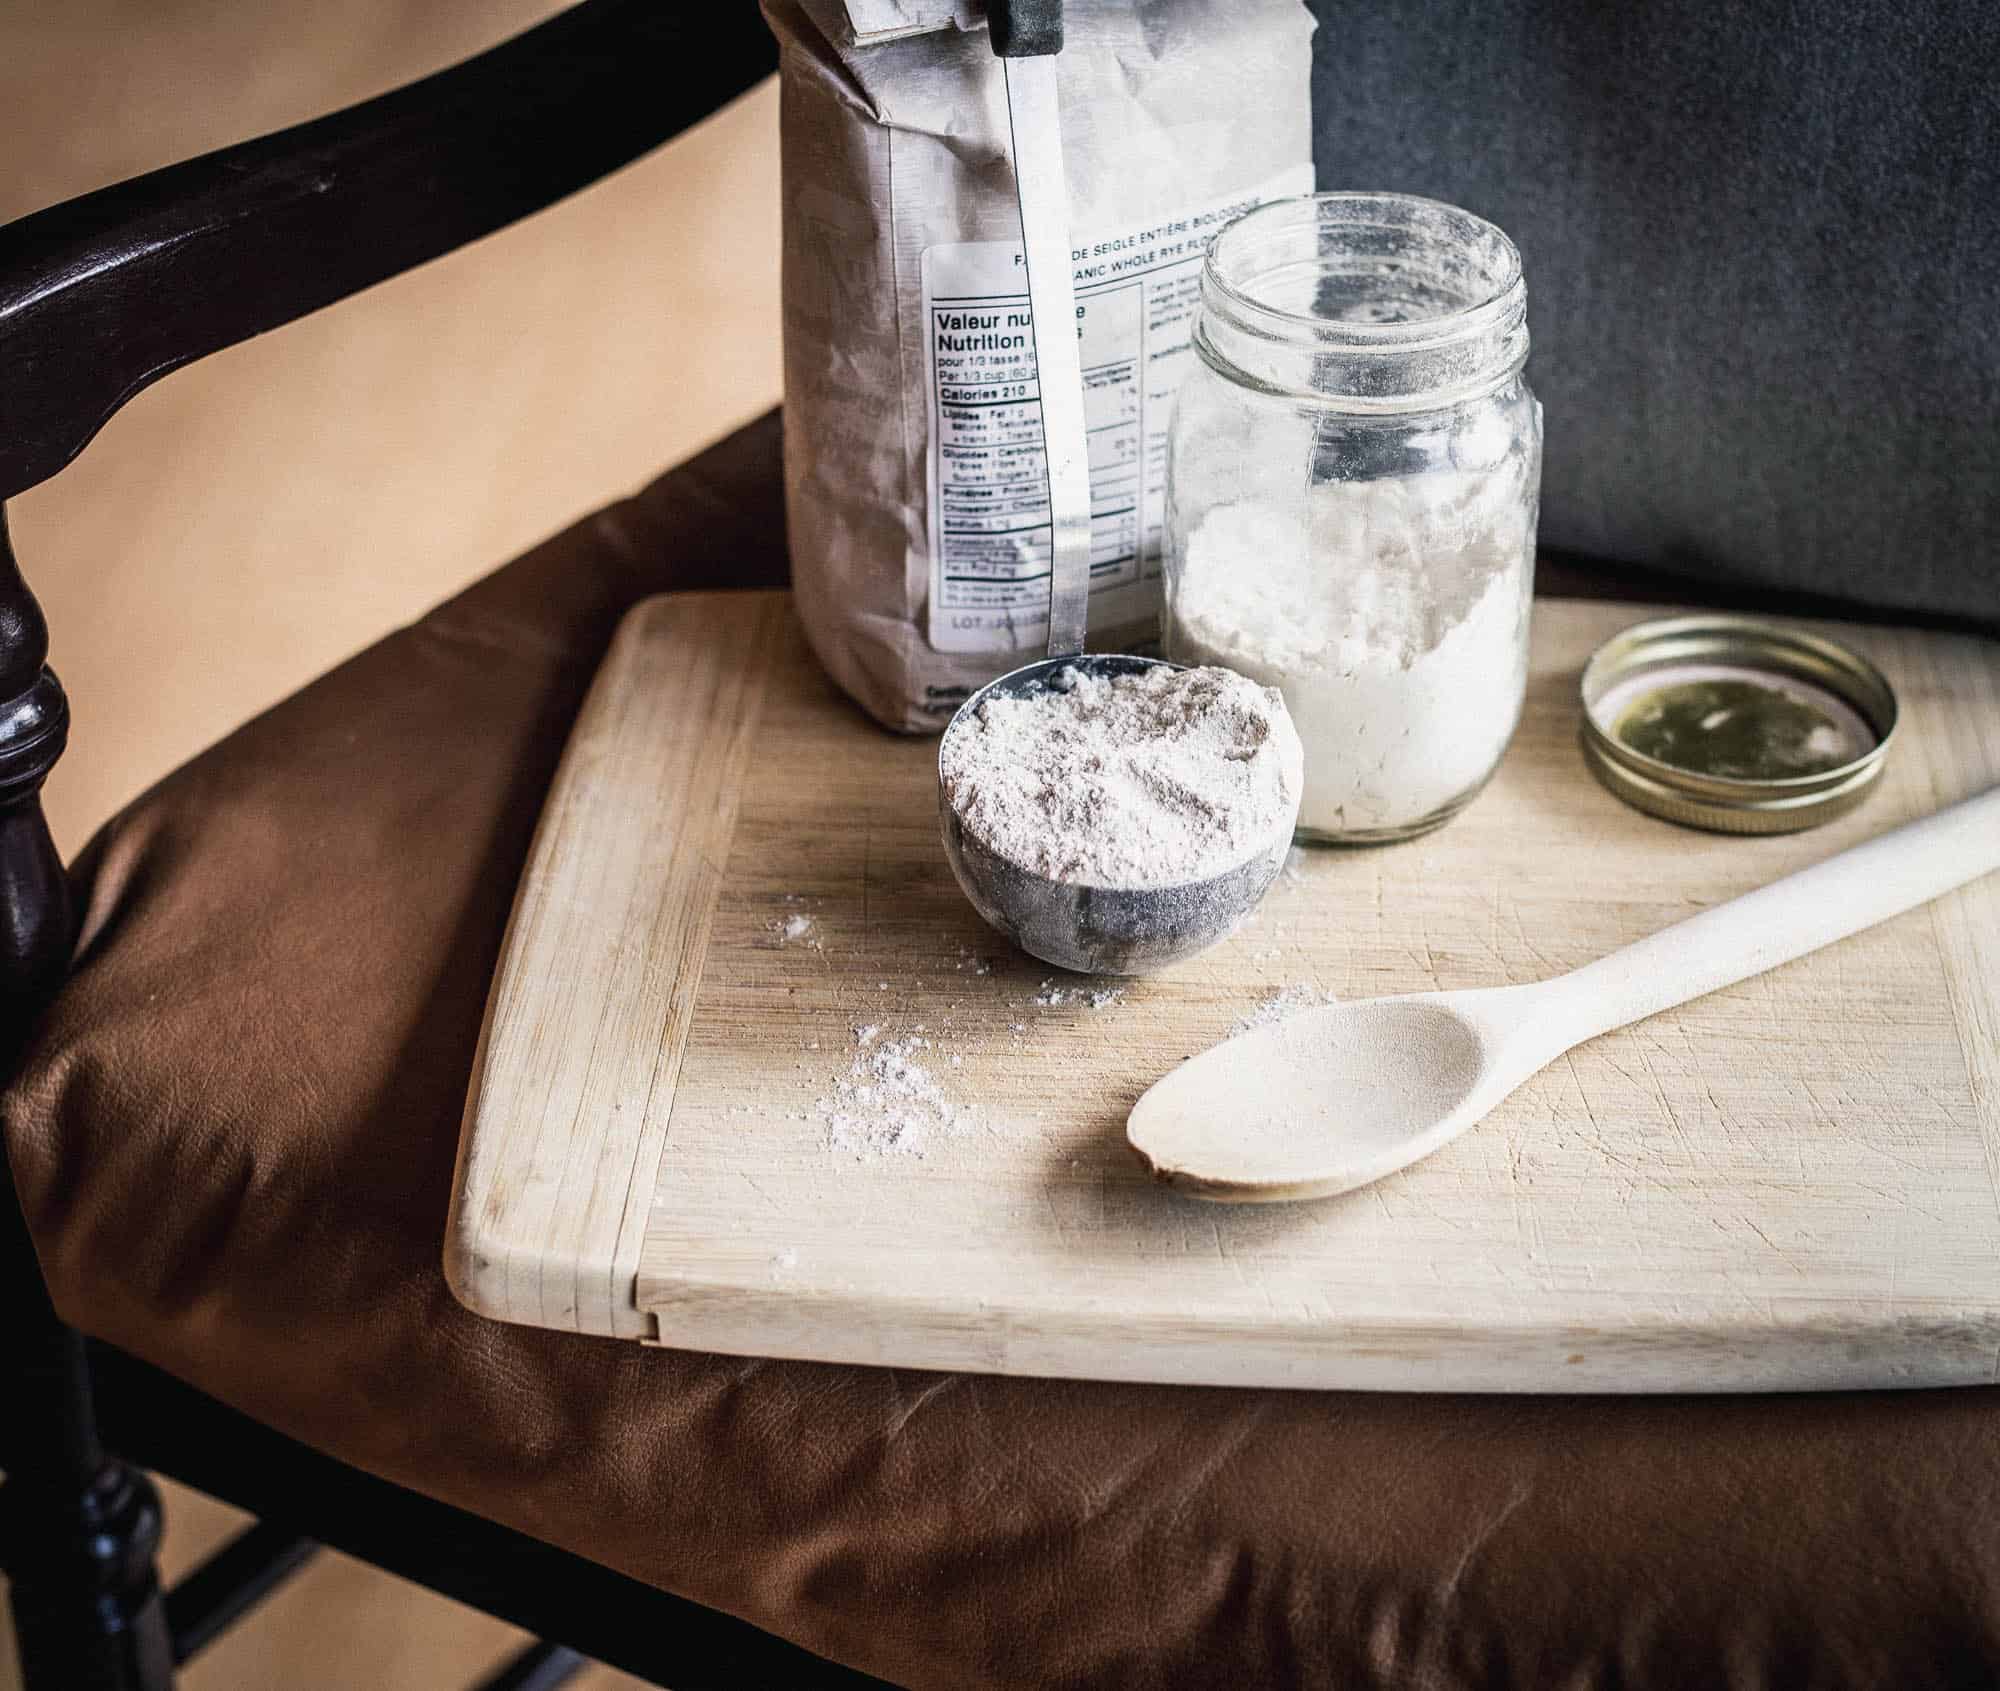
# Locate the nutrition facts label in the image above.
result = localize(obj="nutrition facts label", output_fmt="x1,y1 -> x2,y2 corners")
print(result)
921,170 -> 1311,654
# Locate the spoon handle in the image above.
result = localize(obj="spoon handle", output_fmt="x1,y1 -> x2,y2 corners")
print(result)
1546,785 -> 2000,1045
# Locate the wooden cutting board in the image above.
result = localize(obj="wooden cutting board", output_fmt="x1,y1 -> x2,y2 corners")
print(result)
446,591 -> 2000,1392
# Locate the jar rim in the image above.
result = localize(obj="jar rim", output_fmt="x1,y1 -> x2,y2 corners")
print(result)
1202,192 -> 1525,354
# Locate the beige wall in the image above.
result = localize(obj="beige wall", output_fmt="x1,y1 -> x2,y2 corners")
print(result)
2,0 -> 783,855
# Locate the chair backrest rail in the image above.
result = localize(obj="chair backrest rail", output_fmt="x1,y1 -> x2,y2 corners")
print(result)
0,0 -> 777,1040
0,0 -> 778,503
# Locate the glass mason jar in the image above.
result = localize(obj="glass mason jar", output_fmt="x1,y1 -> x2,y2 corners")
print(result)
1163,193 -> 1542,845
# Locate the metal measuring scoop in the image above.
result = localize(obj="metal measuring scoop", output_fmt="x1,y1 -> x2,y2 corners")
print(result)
940,656 -> 1299,975
936,1 -> 1293,975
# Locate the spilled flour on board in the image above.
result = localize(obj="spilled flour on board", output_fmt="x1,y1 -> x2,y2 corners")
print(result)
1230,983 -> 1338,1037
812,968 -> 1134,1159
770,894 -> 822,949
817,1023 -> 973,1159
1031,978 -> 1125,1010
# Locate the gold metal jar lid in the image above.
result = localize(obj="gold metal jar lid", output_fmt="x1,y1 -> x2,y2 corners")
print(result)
1579,615 -> 1899,834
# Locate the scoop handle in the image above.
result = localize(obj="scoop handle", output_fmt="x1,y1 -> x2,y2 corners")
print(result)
1545,785 -> 2000,1044
992,0 -> 1089,660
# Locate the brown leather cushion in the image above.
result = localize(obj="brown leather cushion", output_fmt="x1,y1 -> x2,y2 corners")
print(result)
9,413 -> 2000,1690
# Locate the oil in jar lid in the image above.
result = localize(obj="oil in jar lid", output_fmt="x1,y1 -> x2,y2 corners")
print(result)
1579,615 -> 1898,834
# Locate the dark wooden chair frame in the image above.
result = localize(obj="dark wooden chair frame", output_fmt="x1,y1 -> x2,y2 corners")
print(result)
0,6 -> 889,1687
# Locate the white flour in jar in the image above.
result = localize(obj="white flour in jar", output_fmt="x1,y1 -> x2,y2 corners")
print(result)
939,664 -> 1303,888
1168,473 -> 1531,837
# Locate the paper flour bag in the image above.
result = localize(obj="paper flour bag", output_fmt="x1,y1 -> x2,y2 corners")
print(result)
763,0 -> 1316,732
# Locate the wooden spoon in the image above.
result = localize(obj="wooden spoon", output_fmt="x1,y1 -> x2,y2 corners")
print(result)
1129,786 -> 2000,1202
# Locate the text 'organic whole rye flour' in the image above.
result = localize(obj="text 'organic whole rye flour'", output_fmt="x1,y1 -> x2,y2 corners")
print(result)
763,0 -> 1315,731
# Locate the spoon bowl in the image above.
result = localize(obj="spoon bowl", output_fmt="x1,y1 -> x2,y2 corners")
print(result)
1129,993 -> 1528,1199
939,654 -> 1297,975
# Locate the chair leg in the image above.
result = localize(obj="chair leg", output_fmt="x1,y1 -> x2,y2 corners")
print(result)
0,511 -> 170,1687
3,1177 -> 175,1690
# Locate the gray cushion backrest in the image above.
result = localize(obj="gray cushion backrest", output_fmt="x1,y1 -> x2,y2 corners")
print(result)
1308,0 -> 1997,624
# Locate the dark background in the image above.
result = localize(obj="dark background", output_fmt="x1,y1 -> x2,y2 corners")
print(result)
1309,0 -> 2000,625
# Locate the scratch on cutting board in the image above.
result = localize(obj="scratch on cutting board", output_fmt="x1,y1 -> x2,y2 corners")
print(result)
1740,1216 -> 1806,1277
1635,1041 -> 1699,1164
1041,1189 -> 1070,1247
738,1171 -> 784,1213
860,823 -> 873,937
